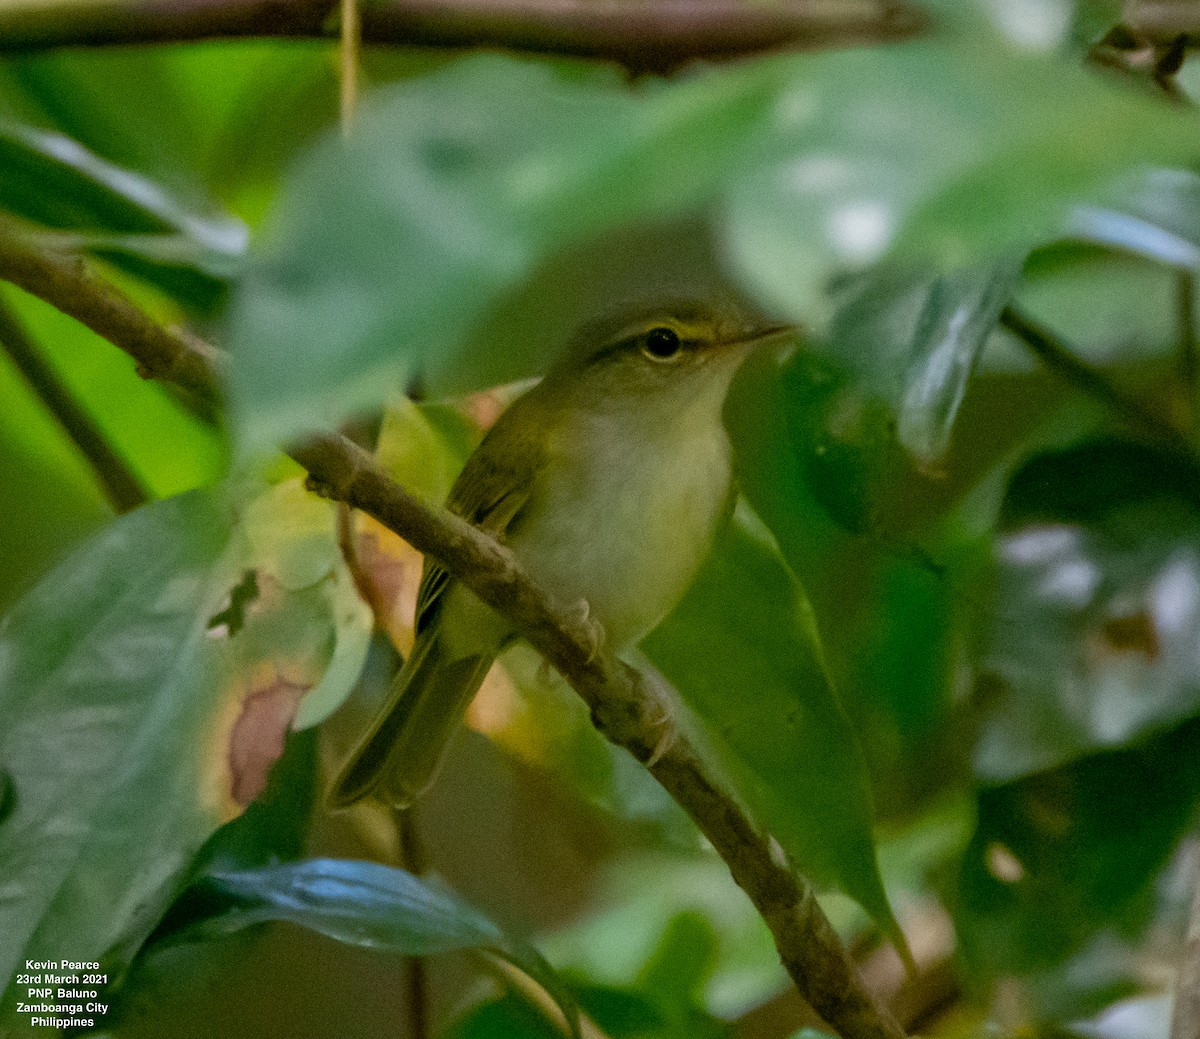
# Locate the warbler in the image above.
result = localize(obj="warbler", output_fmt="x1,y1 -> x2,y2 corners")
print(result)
331,301 -> 791,809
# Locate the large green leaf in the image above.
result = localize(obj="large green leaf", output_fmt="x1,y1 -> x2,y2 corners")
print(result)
725,29 -> 1196,324
644,504 -> 902,950
955,714 -> 1200,985
0,491 -> 235,1021
229,25 -> 1195,454
226,55 -> 782,451
976,439 -> 1200,781
177,858 -> 580,1038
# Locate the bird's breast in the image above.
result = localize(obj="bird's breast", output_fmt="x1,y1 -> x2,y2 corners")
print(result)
508,411 -> 733,649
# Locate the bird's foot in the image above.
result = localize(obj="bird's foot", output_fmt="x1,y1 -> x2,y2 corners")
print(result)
568,598 -> 606,664
641,669 -> 678,768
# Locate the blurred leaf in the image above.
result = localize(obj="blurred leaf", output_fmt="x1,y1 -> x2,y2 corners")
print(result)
573,981 -> 731,1039
0,767 -> 12,826
634,910 -> 718,1011
228,476 -> 373,733
854,262 -> 1022,465
1069,168 -> 1200,269
447,993 -> 565,1039
830,263 -> 1021,468
376,394 -> 479,507
0,491 -> 236,1020
644,504 -> 904,952
542,851 -> 791,1019
0,50 -> 210,194
227,54 -> 781,451
1070,0 -> 1123,47
1014,247 -> 1179,366
726,36 -> 1195,323
0,120 -> 247,272
1069,993 -> 1174,1039
977,439 -> 1200,780
955,714 -> 1200,983
778,349 -> 900,537
180,857 -> 580,1037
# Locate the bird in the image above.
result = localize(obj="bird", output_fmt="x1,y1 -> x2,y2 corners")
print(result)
330,300 -> 792,809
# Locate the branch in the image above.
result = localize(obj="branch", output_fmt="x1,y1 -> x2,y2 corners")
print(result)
0,293 -> 147,513
0,0 -> 925,72
0,231 -> 906,1039
1000,304 -> 1196,459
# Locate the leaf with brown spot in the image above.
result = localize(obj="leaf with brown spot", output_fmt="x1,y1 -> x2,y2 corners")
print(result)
228,675 -> 310,807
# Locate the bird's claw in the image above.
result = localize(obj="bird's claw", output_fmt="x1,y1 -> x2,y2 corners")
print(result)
569,598 -> 605,664
642,671 -> 678,768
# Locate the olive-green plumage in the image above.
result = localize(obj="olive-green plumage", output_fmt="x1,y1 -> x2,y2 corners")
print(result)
330,302 -> 790,809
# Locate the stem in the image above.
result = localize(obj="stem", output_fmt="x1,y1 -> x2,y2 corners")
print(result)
0,233 -> 906,1039
1172,843 -> 1200,1039
1000,304 -> 1194,457
1180,269 -> 1198,428
398,808 -> 430,1039
0,0 -> 925,73
340,0 -> 361,136
0,292 -> 146,513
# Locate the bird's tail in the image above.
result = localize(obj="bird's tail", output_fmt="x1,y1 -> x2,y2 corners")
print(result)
329,631 -> 495,809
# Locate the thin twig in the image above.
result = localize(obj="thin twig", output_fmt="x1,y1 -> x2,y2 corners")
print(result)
0,292 -> 146,512
0,232 -> 906,1039
340,0 -> 361,136
0,0 -> 925,73
1000,304 -> 1195,457
1172,842 -> 1200,1039
397,807 -> 430,1039
1180,269 -> 1198,428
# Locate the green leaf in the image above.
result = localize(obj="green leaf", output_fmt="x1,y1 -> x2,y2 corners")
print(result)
634,910 -> 718,1011
829,263 -> 1021,468
542,851 -> 791,1018
227,54 -> 780,451
181,858 -> 580,1038
1014,246 -> 1179,366
224,475 -> 373,733
0,491 -> 236,1019
447,993 -> 566,1039
977,439 -> 1200,781
955,714 -> 1200,982
725,36 -> 1195,323
0,120 -> 246,273
1069,168 -> 1200,270
644,504 -> 904,952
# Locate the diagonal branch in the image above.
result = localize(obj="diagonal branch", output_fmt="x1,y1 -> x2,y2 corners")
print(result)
0,0 -> 925,72
1000,304 -> 1196,459
0,230 -> 906,1039
0,294 -> 147,513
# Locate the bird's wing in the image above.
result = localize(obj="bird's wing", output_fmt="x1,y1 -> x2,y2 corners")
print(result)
413,441 -> 540,635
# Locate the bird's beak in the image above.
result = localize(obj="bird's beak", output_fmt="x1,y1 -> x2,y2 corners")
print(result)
730,323 -> 796,352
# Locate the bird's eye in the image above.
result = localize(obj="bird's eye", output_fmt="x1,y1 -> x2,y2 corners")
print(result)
641,327 -> 682,360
